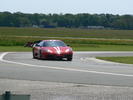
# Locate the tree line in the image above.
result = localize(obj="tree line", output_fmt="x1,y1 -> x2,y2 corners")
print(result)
0,12 -> 133,29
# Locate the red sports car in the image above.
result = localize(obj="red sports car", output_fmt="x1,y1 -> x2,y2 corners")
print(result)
32,40 -> 73,61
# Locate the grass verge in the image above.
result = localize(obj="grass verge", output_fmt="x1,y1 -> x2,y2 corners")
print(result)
97,57 -> 133,64
1,44 -> 133,52
0,46 -> 32,52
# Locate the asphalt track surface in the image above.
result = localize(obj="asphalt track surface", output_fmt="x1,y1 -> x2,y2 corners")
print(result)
0,51 -> 133,87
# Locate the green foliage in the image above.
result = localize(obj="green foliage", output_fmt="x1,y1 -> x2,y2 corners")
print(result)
0,12 -> 133,29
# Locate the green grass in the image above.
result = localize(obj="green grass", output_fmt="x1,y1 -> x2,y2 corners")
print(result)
0,27 -> 133,52
1,36 -> 133,46
1,44 -> 133,52
73,44 -> 133,51
0,46 -> 32,52
0,27 -> 133,39
97,57 -> 133,64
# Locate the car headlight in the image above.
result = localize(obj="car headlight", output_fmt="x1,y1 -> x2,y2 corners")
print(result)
43,49 -> 53,53
65,48 -> 72,53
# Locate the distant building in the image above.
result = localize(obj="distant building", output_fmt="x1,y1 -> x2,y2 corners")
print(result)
32,25 -> 39,28
39,25 -> 56,28
87,26 -> 105,29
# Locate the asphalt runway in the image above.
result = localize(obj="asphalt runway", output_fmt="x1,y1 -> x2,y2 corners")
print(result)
0,51 -> 133,87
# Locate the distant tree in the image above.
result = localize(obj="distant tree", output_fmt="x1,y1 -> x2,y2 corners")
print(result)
0,12 -> 133,29
0,12 -> 13,26
112,15 -> 133,29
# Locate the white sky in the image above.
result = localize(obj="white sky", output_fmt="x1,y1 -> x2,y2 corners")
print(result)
0,0 -> 133,15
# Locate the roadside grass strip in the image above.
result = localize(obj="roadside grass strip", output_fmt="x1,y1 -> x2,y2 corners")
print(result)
1,45 -> 133,52
97,57 -> 133,64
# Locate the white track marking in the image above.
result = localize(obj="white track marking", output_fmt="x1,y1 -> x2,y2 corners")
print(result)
1,52 -> 133,77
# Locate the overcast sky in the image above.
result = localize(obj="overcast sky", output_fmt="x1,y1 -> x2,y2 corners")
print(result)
0,0 -> 133,15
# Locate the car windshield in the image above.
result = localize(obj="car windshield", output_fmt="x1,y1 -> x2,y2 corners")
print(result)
43,41 -> 67,47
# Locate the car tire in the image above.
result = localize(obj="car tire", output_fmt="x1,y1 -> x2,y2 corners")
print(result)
33,49 -> 37,59
38,50 -> 42,59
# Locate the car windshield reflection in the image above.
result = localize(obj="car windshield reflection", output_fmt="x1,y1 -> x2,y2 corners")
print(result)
43,41 -> 67,47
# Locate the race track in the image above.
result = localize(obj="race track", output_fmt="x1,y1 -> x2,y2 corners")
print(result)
0,51 -> 133,87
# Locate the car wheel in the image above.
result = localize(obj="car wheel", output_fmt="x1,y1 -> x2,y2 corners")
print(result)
38,50 -> 42,59
33,49 -> 37,59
